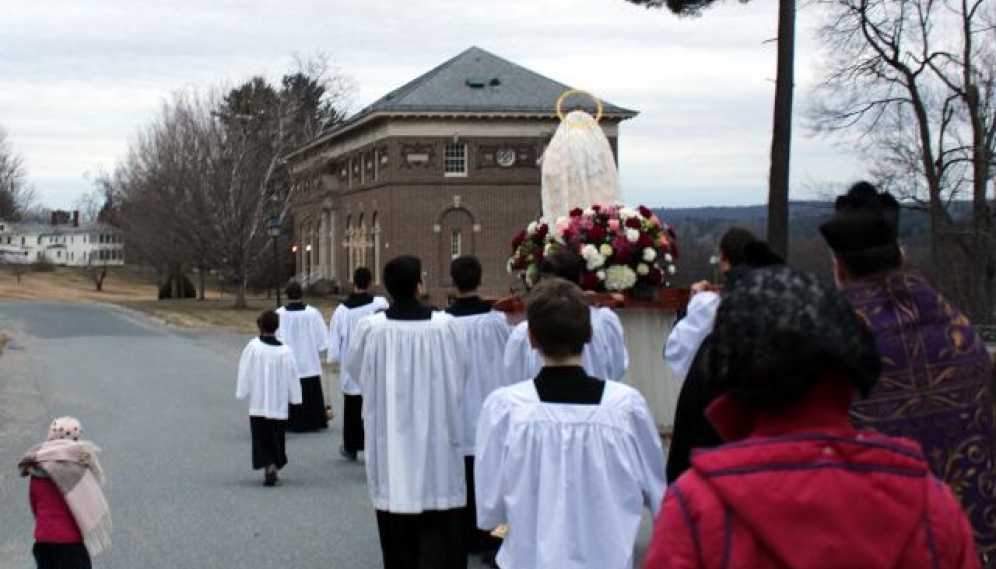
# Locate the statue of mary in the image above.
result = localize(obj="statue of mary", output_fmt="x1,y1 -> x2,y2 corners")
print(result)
540,109 -> 623,222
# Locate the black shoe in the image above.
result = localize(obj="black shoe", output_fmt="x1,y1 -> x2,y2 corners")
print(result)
339,445 -> 358,461
264,466 -> 278,486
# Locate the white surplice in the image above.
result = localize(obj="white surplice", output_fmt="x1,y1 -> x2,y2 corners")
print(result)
327,296 -> 389,395
503,306 -> 628,383
663,291 -> 720,379
236,338 -> 302,419
346,312 -> 467,513
475,380 -> 666,569
449,310 -> 512,455
275,305 -> 328,378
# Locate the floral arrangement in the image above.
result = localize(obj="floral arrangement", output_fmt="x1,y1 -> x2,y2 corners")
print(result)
508,204 -> 678,293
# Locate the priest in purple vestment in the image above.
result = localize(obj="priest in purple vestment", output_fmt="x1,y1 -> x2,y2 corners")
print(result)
821,181 -> 996,563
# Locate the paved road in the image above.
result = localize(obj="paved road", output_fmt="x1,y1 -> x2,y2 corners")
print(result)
0,302 -> 653,569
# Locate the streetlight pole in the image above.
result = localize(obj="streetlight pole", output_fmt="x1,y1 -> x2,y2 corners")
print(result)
266,214 -> 282,307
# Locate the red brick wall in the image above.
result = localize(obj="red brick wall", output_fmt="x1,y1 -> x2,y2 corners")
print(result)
290,128 -> 622,304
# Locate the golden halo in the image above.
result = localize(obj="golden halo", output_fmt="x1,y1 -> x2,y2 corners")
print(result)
555,89 -> 604,127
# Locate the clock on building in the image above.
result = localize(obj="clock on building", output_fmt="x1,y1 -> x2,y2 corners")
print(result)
495,149 -> 516,167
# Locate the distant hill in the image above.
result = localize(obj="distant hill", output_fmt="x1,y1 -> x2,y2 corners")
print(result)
651,201 -> 935,285
654,201 -> 932,241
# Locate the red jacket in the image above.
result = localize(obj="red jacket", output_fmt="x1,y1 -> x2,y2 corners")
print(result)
643,380 -> 980,569
30,476 -> 83,544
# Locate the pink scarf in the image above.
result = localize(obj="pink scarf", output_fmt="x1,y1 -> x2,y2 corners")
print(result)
19,439 -> 112,555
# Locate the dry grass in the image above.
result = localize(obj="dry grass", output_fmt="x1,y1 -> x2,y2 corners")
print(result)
119,297 -> 340,334
0,265 -> 340,333
0,265 -> 158,302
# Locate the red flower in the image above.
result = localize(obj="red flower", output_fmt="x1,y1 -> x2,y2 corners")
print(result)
624,217 -> 642,229
591,204 -> 602,212
537,224 -> 549,238
637,234 -> 653,249
612,237 -> 633,263
638,205 -> 653,219
588,225 -> 606,243
647,268 -> 664,286
580,271 -> 601,291
511,230 -> 527,250
569,207 -> 583,218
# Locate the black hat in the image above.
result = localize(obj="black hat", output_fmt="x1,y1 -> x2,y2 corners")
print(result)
819,181 -> 900,252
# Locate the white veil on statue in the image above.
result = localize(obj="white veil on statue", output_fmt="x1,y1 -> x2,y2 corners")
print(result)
540,102 -> 623,222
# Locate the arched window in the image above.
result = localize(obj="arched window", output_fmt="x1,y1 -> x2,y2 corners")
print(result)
357,213 -> 367,269
345,214 -> 353,279
372,212 -> 381,284
450,229 -> 462,259
437,207 -> 475,285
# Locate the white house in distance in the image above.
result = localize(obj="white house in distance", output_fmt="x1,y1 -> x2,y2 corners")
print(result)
0,211 -> 125,266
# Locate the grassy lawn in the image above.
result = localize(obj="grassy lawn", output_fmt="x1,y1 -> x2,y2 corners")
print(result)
0,265 -> 340,334
119,297 -> 341,334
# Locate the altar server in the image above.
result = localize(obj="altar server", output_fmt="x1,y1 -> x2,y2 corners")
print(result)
327,267 -> 389,460
476,278 -> 666,569
504,249 -> 627,383
445,255 -> 511,555
347,255 -> 467,569
236,310 -> 302,486
276,281 -> 329,432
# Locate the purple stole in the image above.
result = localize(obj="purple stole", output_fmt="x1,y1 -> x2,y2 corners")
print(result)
844,271 -> 996,557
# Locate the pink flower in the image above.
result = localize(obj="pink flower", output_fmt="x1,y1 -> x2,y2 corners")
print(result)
608,218 -> 620,232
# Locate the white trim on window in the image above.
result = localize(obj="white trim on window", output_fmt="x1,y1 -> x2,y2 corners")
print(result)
444,143 -> 467,177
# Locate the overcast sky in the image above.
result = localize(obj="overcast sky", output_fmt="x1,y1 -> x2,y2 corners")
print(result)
0,0 -> 866,210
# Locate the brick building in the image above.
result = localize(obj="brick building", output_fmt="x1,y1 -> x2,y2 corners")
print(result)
285,47 -> 636,301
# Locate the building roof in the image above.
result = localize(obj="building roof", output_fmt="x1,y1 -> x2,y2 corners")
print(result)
0,222 -> 120,235
357,46 -> 636,118
289,47 -> 638,159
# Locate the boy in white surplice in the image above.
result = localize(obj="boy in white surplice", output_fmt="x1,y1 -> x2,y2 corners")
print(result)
444,255 -> 511,558
476,278 -> 666,569
236,310 -> 302,487
275,281 -> 329,432
346,255 -> 467,569
503,249 -> 628,384
327,267 -> 388,461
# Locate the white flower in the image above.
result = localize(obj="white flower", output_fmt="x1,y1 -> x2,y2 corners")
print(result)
583,208 -> 596,218
580,244 -> 605,270
527,221 -> 538,235
637,263 -> 650,276
619,207 -> 637,219
667,265 -> 677,275
664,253 -> 673,263
597,270 -> 606,281
626,228 -> 640,243
552,231 -> 565,245
643,248 -> 657,263
605,265 -> 638,291
599,244 -> 613,257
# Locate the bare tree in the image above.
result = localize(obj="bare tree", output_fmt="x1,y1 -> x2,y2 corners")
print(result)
109,55 -> 355,307
0,125 -> 36,221
812,0 -> 996,322
625,0 -> 796,258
